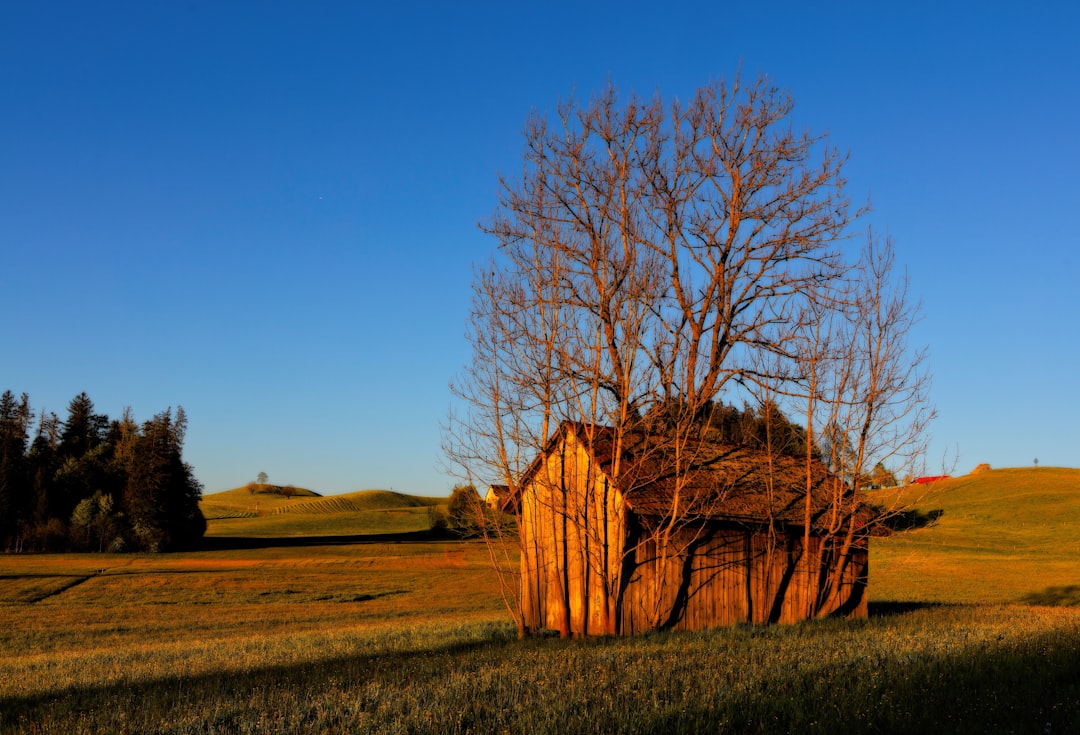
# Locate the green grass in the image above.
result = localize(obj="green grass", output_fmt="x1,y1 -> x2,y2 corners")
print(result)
871,467 -> 1080,604
2,466 -> 1079,733
200,488 -> 446,537
199,485 -> 323,519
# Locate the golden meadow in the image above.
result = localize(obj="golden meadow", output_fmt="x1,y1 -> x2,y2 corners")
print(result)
2,468 -> 1079,733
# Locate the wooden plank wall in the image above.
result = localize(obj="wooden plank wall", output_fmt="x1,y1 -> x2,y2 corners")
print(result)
519,430 -> 624,636
620,527 -> 868,634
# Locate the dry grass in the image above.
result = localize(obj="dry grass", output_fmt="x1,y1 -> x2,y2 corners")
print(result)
2,586 -> 1078,733
2,467 -> 1079,732
0,541 -> 506,702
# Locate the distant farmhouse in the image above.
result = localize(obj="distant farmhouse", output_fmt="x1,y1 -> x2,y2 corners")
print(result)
484,484 -> 515,514
512,422 -> 874,636
914,475 -> 951,485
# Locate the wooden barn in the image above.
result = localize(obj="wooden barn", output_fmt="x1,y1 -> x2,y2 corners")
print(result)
515,422 -> 873,636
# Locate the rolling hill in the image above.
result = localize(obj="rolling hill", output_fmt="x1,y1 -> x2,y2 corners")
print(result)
871,466 -> 1080,604
268,489 -> 442,515
200,487 -> 446,538
200,485 -> 323,519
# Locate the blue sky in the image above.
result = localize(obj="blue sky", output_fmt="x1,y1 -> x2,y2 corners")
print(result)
2,2 -> 1077,495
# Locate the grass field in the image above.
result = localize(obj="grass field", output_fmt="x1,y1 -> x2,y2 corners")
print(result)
1,469 -> 1078,733
200,487 -> 444,538
871,466 -> 1080,604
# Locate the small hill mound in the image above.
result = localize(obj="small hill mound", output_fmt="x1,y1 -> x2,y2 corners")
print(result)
200,485 -> 321,519
201,488 -> 447,538
271,489 -> 443,516
204,485 -> 322,500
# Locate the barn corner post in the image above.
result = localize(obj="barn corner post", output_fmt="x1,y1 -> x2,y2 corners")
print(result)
595,427 -> 635,638
557,435 -> 578,638
574,425 -> 611,637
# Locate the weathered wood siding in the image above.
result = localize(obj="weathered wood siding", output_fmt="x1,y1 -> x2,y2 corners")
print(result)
519,429 -> 624,636
619,526 -> 867,633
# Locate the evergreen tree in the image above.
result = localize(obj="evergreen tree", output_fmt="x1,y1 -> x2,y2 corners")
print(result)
27,410 -> 61,530
748,399 -> 815,460
59,392 -> 108,460
52,442 -> 115,533
124,408 -> 205,551
37,392 -> 111,531
1,391 -> 207,552
643,398 -> 815,460
0,391 -> 32,549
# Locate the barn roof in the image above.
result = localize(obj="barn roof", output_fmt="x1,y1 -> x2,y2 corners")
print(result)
523,421 -> 879,533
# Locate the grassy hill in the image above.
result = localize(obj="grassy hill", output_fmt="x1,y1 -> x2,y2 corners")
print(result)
872,466 -> 1080,604
268,489 -> 442,515
200,487 -> 446,538
200,485 -> 323,519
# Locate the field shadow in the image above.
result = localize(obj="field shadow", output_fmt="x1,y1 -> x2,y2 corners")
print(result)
879,507 -> 944,532
0,624 -> 516,732
644,626 -> 1080,734
6,616 -> 1079,733
1022,585 -> 1080,607
867,600 -> 949,617
199,529 -> 453,550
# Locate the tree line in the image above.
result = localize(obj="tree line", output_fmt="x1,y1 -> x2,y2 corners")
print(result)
0,390 -> 205,553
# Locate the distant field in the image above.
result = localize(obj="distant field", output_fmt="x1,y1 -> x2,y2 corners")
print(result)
200,487 -> 445,538
2,467 -> 1078,733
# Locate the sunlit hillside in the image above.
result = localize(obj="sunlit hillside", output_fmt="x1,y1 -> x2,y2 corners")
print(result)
200,485 -> 322,519
269,490 -> 443,515
200,487 -> 446,538
872,466 -> 1080,604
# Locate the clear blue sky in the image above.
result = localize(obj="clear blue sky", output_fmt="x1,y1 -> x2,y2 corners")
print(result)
2,2 -> 1077,495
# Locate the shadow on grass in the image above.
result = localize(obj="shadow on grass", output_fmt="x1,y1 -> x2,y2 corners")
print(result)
0,623 -> 516,733
867,600 -> 950,617
199,528 -> 454,550
5,607 -> 1080,734
879,507 -> 944,532
643,626 -> 1080,735
1023,585 -> 1080,607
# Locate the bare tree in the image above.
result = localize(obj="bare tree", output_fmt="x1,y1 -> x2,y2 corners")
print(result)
444,248 -> 571,636
783,230 -> 934,617
445,76 -> 924,635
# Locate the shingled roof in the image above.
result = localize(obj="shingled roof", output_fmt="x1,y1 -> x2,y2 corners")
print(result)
523,422 -> 877,533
